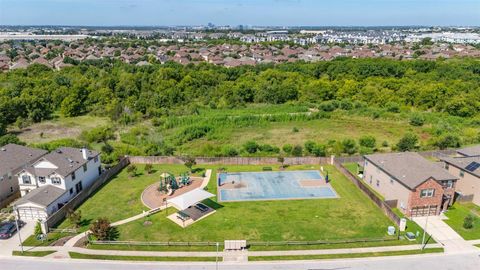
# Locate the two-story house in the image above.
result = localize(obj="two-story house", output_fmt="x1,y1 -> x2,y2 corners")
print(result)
14,147 -> 101,220
363,152 -> 458,217
441,146 -> 480,206
0,144 -> 47,208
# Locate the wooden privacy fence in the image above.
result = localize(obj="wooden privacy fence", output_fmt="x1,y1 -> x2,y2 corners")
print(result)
44,158 -> 130,231
334,161 -> 401,226
129,156 -> 330,165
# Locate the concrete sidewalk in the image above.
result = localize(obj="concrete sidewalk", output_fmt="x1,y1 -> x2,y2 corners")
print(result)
413,215 -> 477,253
18,243 -> 443,258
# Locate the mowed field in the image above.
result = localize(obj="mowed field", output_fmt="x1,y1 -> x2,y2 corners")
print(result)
58,163 -> 396,243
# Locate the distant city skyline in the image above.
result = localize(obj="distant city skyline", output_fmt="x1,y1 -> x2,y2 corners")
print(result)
0,0 -> 479,27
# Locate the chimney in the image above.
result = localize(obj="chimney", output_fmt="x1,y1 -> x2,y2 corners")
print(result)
81,147 -> 88,160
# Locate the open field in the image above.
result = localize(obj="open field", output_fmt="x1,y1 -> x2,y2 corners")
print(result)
444,202 -> 480,240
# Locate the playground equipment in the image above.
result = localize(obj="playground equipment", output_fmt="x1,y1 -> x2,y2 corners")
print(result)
159,172 -> 191,195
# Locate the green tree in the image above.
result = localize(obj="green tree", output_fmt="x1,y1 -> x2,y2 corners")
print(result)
126,164 -> 137,177
396,133 -> 418,151
409,114 -> 425,126
291,145 -> 303,157
341,139 -> 358,155
66,209 -> 82,228
144,164 -> 153,174
463,214 -> 475,229
90,218 -> 118,241
243,141 -> 259,154
183,156 -> 196,172
359,135 -> 376,149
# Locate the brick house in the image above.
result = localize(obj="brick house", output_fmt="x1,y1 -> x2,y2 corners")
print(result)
363,152 -> 457,217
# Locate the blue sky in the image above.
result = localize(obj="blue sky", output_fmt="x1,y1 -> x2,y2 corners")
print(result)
0,0 -> 479,26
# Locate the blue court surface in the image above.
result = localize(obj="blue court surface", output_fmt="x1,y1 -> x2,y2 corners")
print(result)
218,170 -> 338,202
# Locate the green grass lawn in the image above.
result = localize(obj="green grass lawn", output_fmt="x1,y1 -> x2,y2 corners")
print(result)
112,164 -> 397,243
343,163 -> 385,201
249,248 -> 444,261
12,250 -> 56,257
444,202 -> 480,240
69,252 -> 216,262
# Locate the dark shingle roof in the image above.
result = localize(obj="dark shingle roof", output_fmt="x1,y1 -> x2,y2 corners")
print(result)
15,185 -> 65,207
456,145 -> 480,157
0,144 -> 48,177
441,156 -> 480,178
24,147 -> 99,178
364,152 -> 457,189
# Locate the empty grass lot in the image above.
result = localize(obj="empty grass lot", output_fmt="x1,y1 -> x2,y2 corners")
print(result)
444,202 -> 480,240
112,164 -> 396,243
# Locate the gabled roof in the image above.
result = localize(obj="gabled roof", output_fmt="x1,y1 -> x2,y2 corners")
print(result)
364,152 -> 457,190
23,147 -> 99,178
441,156 -> 480,178
0,144 -> 47,177
15,185 -> 65,207
456,145 -> 480,157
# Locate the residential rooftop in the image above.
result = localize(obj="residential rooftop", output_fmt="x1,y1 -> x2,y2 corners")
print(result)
441,156 -> 480,178
0,144 -> 48,177
15,184 -> 65,207
364,152 -> 457,189
456,145 -> 480,157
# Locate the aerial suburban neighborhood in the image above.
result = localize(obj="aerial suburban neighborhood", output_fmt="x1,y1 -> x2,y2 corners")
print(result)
1,1 -> 480,270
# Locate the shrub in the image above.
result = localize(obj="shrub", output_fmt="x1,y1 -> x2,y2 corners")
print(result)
34,221 -> 42,236
34,138 -> 85,152
359,135 -> 376,149
67,209 -> 82,228
222,146 -> 238,157
433,134 -> 461,150
126,164 -> 137,177
396,133 -> 418,152
463,214 -> 475,229
409,114 -> 425,126
80,126 -> 115,143
243,141 -> 259,154
292,127 -> 299,133
291,145 -> 303,157
311,144 -> 327,157
101,143 -> 114,154
282,144 -> 293,154
144,164 -> 153,174
381,140 -> 389,147
304,140 -> 316,154
342,139 -> 358,155
385,101 -> 400,113
0,134 -> 25,146
90,218 -> 118,241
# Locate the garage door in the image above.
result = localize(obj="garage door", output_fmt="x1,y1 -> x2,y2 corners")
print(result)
411,205 -> 438,217
17,207 -> 47,221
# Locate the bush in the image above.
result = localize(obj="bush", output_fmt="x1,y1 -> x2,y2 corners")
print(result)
34,221 -> 42,236
433,134 -> 461,150
304,140 -> 316,154
243,141 -> 259,154
382,140 -> 389,147
144,164 -> 153,174
359,135 -> 376,148
282,144 -> 293,154
463,214 -> 475,229
34,138 -> 85,152
0,134 -> 25,146
311,144 -> 327,157
126,164 -> 137,177
292,127 -> 299,133
222,146 -> 239,157
67,209 -> 82,228
409,114 -> 425,126
259,144 -> 280,153
291,145 -> 303,157
385,102 -> 400,113
80,126 -> 115,143
396,133 -> 418,152
341,139 -> 358,155
90,218 -> 118,241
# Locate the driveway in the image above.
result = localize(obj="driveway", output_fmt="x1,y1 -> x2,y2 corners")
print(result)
0,221 -> 35,256
413,215 -> 477,253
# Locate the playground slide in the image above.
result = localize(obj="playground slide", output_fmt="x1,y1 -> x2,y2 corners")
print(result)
167,184 -> 174,196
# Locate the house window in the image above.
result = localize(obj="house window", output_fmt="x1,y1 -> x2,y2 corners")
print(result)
445,164 -> 449,170
459,171 -> 464,178
94,156 -> 98,163
51,177 -> 62,185
38,176 -> 46,184
376,180 -> 380,187
420,188 -> 435,198
83,164 -> 88,172
369,175 -> 372,184
445,180 -> 453,188
10,187 -> 13,193
72,172 -> 76,180
365,160 -> 368,167
69,188 -> 73,195
22,175 -> 31,185
390,178 -> 394,185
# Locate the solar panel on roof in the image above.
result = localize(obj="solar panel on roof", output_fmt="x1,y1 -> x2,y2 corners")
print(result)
465,162 -> 480,172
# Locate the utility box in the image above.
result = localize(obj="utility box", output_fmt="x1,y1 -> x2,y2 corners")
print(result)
387,226 -> 396,236
400,218 -> 407,232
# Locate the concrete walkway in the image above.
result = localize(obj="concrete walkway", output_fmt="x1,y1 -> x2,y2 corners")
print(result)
64,169 -> 212,248
18,243 -> 443,258
413,215 -> 477,253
